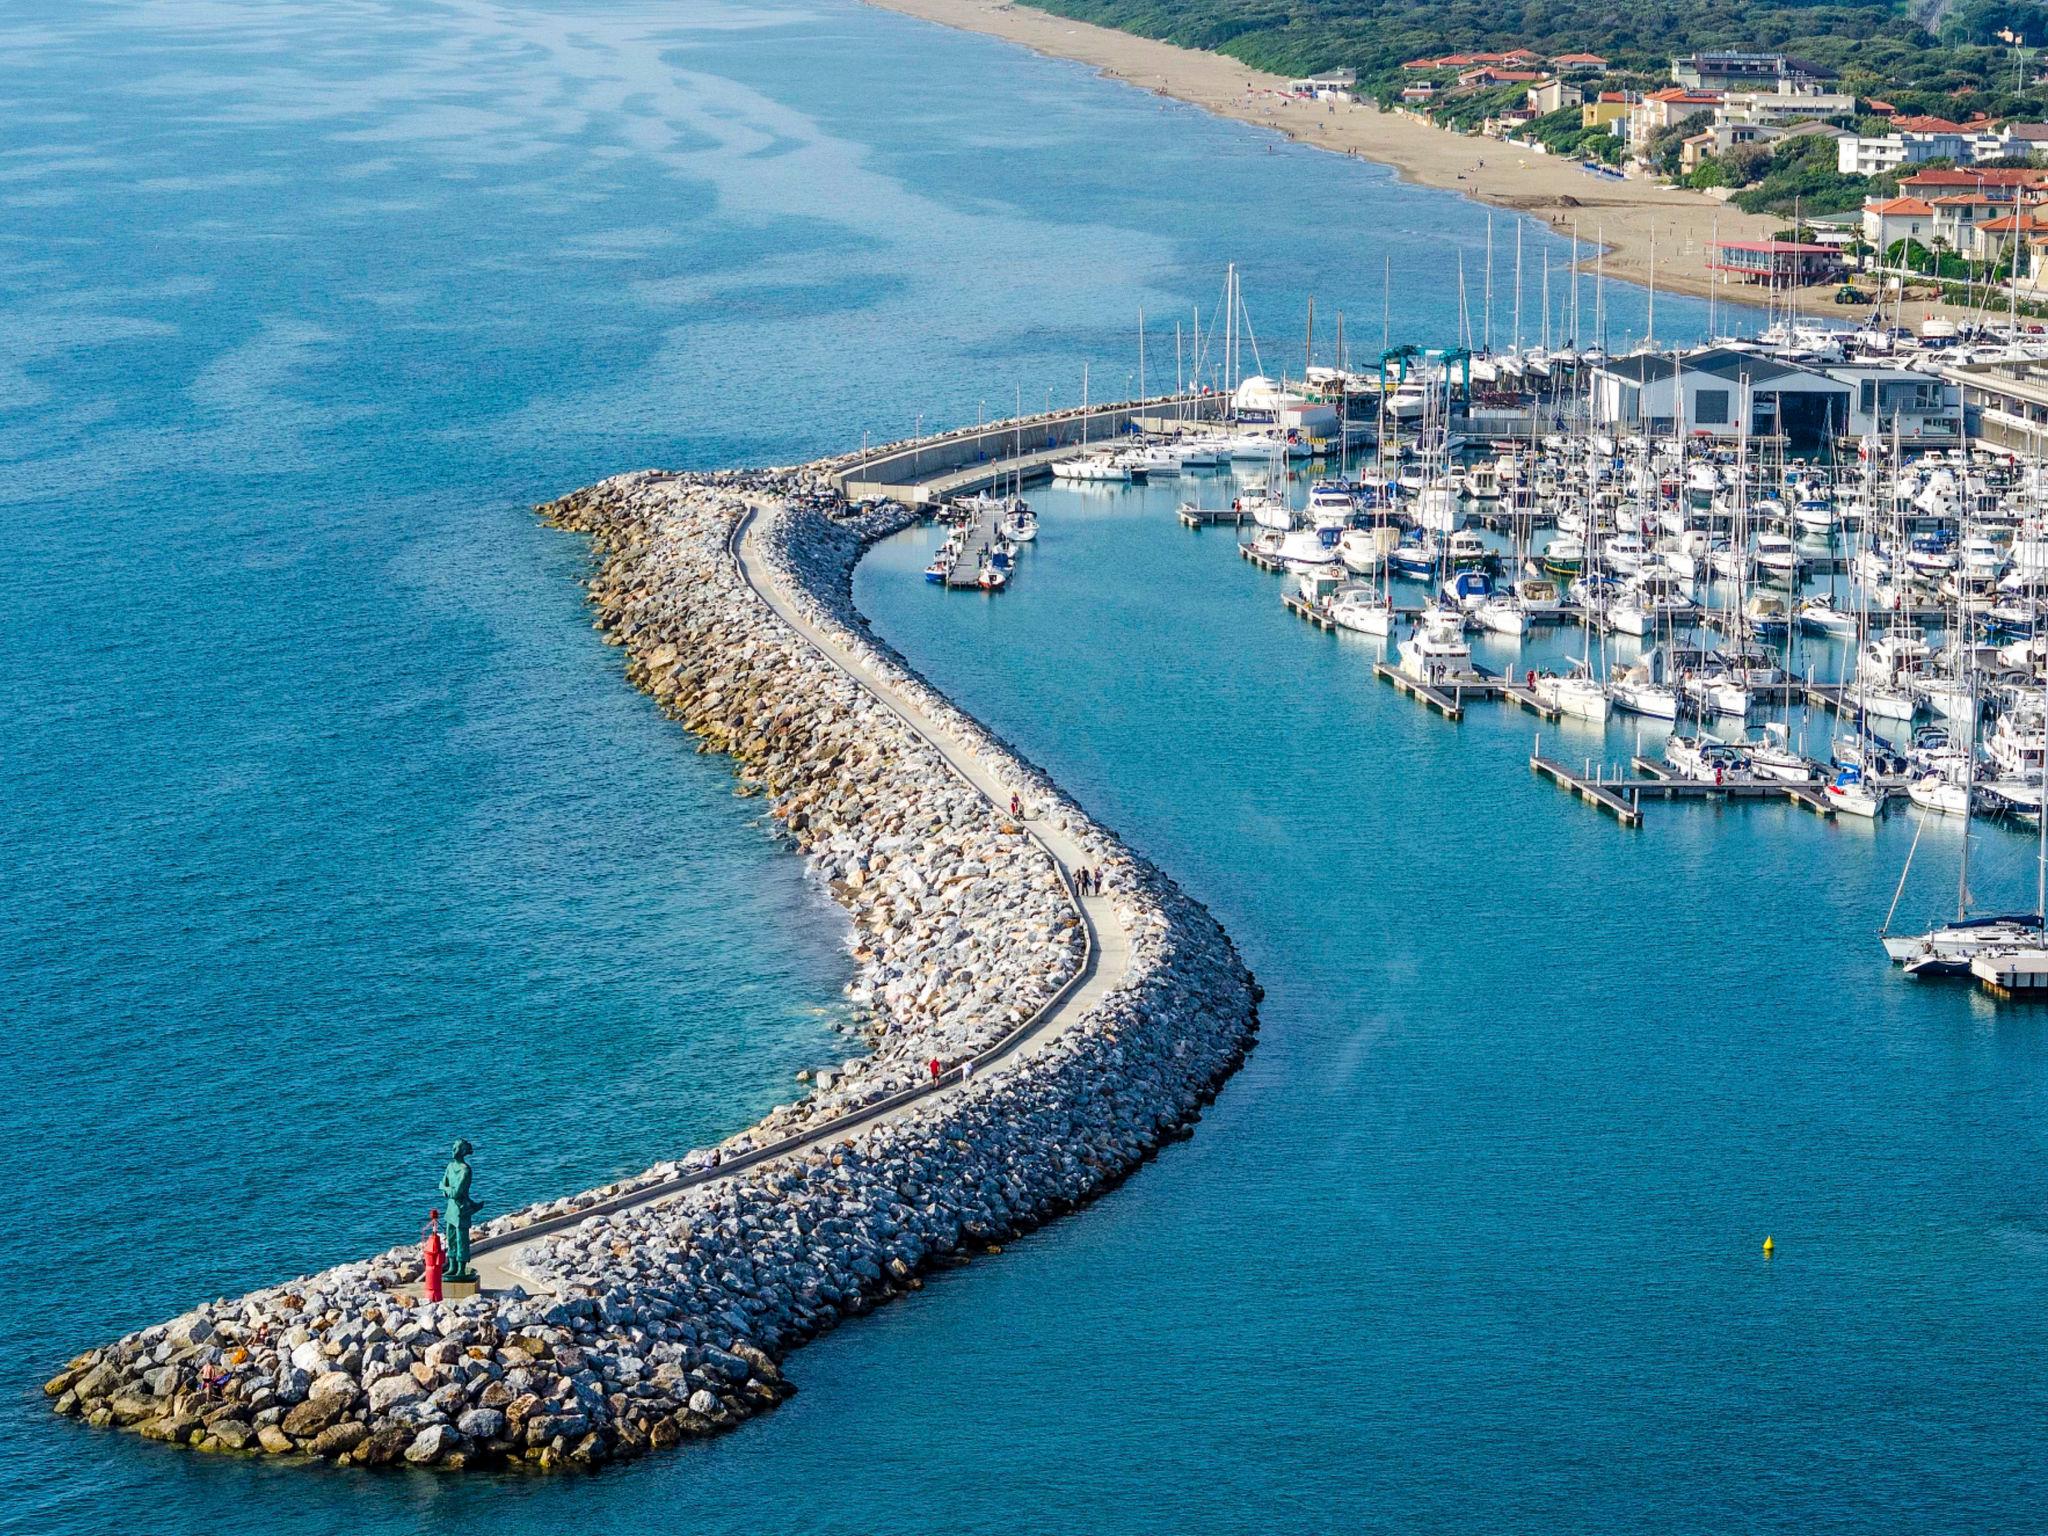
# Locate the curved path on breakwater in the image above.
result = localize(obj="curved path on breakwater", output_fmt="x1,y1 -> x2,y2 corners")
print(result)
46,463 -> 1256,1473
473,502 -> 1135,1295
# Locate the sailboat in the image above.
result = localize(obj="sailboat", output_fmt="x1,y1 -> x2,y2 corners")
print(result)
1883,666 -> 2043,973
1534,417 -> 1611,722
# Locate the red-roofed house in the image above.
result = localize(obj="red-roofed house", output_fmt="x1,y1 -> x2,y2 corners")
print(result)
1459,66 -> 1545,89
1550,52 -> 1609,72
1900,166 -> 2048,190
1628,87 -> 1723,149
1862,195 -> 1934,253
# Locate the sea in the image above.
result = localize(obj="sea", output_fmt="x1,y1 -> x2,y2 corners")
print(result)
7,1 -> 2047,1531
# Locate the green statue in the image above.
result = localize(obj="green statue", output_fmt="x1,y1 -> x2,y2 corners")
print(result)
438,1139 -> 479,1283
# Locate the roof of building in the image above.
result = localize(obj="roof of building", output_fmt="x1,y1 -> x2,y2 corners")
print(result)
1979,212 -> 2048,232
1866,197 -> 1935,215
1597,346 -> 1834,389
1713,240 -> 1836,253
1891,114 -> 1989,134
1645,87 -> 1724,103
1550,52 -> 1609,65
2005,122 -> 2048,140
1901,167 -> 2048,187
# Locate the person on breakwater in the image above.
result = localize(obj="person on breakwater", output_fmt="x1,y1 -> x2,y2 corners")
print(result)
928,1056 -> 941,1081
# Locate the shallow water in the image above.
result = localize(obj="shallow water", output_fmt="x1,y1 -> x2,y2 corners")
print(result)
16,0 -> 2041,1531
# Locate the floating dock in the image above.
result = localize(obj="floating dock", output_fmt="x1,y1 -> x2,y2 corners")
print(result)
1971,949 -> 2048,997
1372,662 -> 1479,720
1526,748 -> 1844,826
1530,753 -> 1644,826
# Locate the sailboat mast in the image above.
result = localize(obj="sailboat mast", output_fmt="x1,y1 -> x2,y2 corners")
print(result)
1647,224 -> 1657,349
1514,221 -> 1523,355
1960,663 -> 1979,921
1484,212 -> 1494,354
1138,305 -> 1146,402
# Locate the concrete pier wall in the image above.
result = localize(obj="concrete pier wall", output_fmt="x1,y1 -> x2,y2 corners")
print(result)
835,394 -> 1223,500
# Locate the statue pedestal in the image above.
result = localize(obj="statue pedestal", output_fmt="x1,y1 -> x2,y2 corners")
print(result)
443,1279 -> 479,1299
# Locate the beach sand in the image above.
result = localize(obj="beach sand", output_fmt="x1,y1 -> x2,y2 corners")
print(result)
864,0 -> 1942,323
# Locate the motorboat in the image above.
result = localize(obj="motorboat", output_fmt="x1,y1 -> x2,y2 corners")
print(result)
1278,527 -> 1341,573
1440,569 -> 1495,613
1337,526 -> 1396,574
1753,532 -> 1805,583
1446,529 -> 1499,572
1396,606 -> 1473,683
1541,534 -> 1586,577
1328,581 -> 1396,637
1052,454 -> 1128,483
1795,594 -> 1860,637
1387,530 -> 1439,580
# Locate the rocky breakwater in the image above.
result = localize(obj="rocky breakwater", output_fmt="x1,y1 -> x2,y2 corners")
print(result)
46,466 -> 1258,1472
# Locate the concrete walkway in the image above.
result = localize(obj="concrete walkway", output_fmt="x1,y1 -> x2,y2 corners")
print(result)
472,503 -> 1132,1296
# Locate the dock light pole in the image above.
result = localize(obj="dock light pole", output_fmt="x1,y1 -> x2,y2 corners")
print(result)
914,413 -> 922,479
979,398 -> 985,427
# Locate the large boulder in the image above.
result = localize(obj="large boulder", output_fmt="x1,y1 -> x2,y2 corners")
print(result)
404,1423 -> 461,1466
367,1374 -> 423,1415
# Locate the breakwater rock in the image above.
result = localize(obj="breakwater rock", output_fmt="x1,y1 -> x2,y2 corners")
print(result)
47,466 -> 1257,1471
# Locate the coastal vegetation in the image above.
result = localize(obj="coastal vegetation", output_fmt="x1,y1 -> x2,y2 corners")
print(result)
1026,0 -> 2048,118
1026,0 -> 2048,212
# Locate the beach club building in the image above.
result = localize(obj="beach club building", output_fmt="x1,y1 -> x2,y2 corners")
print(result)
1589,348 -> 1960,446
1707,239 -> 1844,285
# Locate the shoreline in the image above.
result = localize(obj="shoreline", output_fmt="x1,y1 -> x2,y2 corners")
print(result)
44,457 -> 1257,1472
862,0 -> 1963,324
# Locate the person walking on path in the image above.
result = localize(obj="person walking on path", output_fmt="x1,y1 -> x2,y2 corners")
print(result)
1010,792 -> 1021,818
929,1056 -> 942,1081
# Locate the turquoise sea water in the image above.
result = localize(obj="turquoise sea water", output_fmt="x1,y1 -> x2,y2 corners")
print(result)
9,0 -> 2045,1531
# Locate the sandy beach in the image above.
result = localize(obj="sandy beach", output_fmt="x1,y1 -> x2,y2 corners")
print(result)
864,0 -> 1930,321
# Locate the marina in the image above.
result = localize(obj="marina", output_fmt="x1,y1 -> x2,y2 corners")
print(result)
32,0 -> 2048,1527
866,293 -> 2048,1003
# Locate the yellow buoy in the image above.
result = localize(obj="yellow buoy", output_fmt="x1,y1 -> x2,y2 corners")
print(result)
1762,1235 -> 1775,1258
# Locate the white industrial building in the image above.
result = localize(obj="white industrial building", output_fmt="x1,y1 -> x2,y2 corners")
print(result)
1589,347 -> 1960,446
